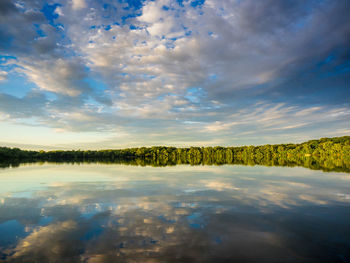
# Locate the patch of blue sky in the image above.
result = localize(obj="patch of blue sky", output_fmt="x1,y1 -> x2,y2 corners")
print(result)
0,59 -> 17,75
103,3 -> 109,10
85,77 -> 108,93
209,74 -> 217,80
187,212 -> 205,229
156,92 -> 174,102
141,73 -> 156,79
42,91 -> 57,101
298,53 -> 342,79
317,54 -> 335,67
185,87 -> 205,103
168,36 -> 181,42
0,73 -> 36,97
190,0 -> 205,8
164,40 -> 176,49
121,13 -> 142,25
55,23 -> 65,31
0,220 -> 26,246
291,16 -> 309,32
0,55 -> 16,62
89,24 -> 112,31
130,24 -> 143,30
335,60 -> 350,71
84,96 -> 103,108
120,0 -> 144,10
315,56 -> 350,77
185,95 -> 199,104
185,30 -> 192,36
38,216 -> 53,226
290,1 -> 328,33
41,3 -> 60,25
100,3 -> 113,15
33,24 -> 46,38
120,72 -> 129,77
324,62 -> 350,77
84,77 -> 114,108
176,0 -> 185,7
324,55 -> 335,63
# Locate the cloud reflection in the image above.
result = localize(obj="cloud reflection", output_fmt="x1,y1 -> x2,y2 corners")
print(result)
0,164 -> 349,262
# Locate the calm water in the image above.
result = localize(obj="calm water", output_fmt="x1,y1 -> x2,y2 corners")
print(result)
0,163 -> 349,263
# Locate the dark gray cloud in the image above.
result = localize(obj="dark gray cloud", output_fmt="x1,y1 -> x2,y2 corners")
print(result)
0,0 -> 48,55
0,0 -> 17,15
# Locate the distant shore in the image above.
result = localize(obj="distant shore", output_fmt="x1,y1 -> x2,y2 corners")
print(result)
1,136 -> 349,172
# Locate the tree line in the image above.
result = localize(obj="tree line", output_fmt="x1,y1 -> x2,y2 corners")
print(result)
0,136 -> 349,172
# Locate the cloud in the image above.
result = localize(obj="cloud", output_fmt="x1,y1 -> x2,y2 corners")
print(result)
0,0 -> 349,147
16,58 -> 91,97
201,180 -> 240,191
71,0 -> 86,10
11,220 -> 82,262
57,0 -> 350,106
0,0 -> 47,54
0,70 -> 7,81
0,92 -> 48,119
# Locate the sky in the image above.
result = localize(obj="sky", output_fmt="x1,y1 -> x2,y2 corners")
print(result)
0,0 -> 349,150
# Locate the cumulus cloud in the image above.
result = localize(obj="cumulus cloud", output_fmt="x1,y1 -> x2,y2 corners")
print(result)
16,58 -> 90,96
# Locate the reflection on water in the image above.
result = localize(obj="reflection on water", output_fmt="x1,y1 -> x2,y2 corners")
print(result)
1,151 -> 350,173
0,164 -> 349,262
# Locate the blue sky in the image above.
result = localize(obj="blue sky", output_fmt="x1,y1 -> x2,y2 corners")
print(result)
0,0 -> 349,149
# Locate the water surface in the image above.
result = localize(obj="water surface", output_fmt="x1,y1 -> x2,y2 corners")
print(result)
0,163 -> 349,262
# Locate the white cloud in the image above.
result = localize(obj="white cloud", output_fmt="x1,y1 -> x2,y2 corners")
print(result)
71,0 -> 86,10
0,70 -> 8,81
15,58 -> 89,96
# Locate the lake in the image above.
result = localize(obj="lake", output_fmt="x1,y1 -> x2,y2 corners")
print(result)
0,163 -> 349,262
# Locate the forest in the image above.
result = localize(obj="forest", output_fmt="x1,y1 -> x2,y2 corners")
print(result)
0,136 -> 349,172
